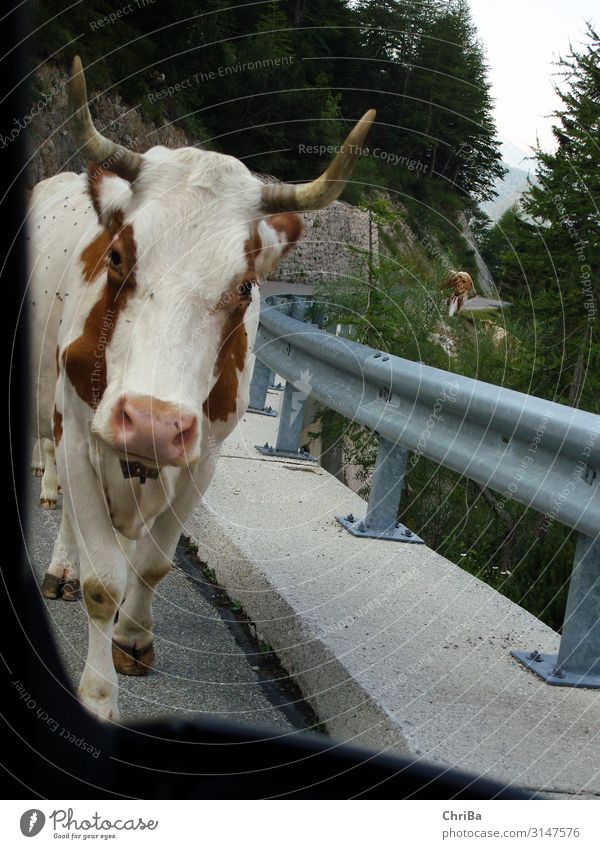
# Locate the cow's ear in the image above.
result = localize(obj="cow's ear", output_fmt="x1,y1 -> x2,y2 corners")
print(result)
87,163 -> 132,226
253,213 -> 304,277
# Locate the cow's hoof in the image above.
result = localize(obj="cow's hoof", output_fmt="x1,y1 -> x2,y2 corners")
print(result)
112,640 -> 155,676
40,498 -> 57,509
41,573 -> 61,599
61,579 -> 81,602
31,467 -> 43,477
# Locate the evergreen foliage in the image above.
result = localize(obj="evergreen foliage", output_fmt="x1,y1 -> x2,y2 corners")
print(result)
480,24 -> 599,412
30,0 -> 502,202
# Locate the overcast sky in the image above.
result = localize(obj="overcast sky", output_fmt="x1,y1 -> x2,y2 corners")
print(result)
467,0 -> 596,157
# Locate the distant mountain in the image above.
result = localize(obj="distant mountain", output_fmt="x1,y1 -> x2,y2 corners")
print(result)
481,163 -> 537,221
481,138 -> 539,222
498,137 -> 534,169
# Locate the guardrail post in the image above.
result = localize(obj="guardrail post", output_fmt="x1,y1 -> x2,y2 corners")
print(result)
512,532 -> 600,688
256,375 -> 315,461
255,295 -> 315,460
336,437 -> 424,543
277,380 -> 308,453
365,438 -> 409,532
248,359 -> 276,417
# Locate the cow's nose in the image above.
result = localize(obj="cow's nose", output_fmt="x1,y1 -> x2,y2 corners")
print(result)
111,395 -> 198,465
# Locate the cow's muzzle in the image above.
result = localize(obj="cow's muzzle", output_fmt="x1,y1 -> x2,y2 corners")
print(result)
109,395 -> 199,467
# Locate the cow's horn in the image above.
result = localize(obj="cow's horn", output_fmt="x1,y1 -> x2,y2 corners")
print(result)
260,109 -> 376,213
68,55 -> 143,182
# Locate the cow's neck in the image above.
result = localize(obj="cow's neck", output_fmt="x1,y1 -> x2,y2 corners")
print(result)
89,437 -> 179,540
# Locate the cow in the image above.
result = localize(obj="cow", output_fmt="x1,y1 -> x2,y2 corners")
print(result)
440,270 -> 475,316
29,56 -> 375,720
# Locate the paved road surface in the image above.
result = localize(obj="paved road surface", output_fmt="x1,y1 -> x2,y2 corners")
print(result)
25,475 -> 305,732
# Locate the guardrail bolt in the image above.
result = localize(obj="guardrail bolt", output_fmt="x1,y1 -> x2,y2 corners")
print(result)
347,514 -> 354,523
527,650 -> 542,662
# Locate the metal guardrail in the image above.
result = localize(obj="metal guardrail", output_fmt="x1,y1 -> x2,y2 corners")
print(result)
251,301 -> 600,690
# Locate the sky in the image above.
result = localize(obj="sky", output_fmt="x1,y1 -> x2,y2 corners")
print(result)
467,0 -> 596,161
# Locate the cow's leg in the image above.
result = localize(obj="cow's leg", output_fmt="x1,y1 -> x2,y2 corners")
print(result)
31,438 -> 44,476
111,513 -> 178,676
57,472 -> 129,721
77,532 -> 128,720
40,439 -> 59,509
41,510 -> 80,600
111,461 -> 213,677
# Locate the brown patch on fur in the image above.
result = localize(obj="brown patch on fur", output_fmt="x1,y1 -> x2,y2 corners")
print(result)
53,406 -> 63,447
244,226 -> 263,276
267,213 -> 304,256
138,561 -> 172,587
81,230 -> 112,283
87,163 -> 105,217
244,214 -> 303,279
63,211 -> 137,407
87,162 -> 126,219
441,270 -> 475,314
82,577 -> 121,621
203,286 -> 250,423
441,270 -> 474,297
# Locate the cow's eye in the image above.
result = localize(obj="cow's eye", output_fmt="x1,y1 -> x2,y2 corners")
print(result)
109,249 -> 121,267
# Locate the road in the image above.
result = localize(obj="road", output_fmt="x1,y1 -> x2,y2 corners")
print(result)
24,474 -> 309,732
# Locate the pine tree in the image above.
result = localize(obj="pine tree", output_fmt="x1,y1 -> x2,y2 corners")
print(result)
406,0 -> 503,201
517,24 -> 600,410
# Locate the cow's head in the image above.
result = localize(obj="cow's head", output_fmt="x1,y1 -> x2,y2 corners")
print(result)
64,57 -> 374,468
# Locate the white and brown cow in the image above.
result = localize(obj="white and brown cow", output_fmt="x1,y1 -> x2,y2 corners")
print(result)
440,270 -> 476,316
29,56 -> 374,720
